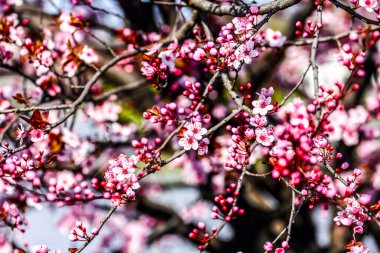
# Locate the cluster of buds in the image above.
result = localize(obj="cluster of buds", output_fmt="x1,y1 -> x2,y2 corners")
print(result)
0,152 -> 44,180
36,72 -> 61,96
0,201 -> 28,232
263,241 -> 290,253
210,183 -> 245,221
188,222 -> 217,251
294,19 -> 323,38
338,44 -> 366,76
183,81 -> 210,111
143,103 -> 179,127
334,196 -> 371,234
45,177 -> 96,205
0,12 -> 26,46
69,221 -> 91,242
132,137 -> 161,164
191,6 -> 262,72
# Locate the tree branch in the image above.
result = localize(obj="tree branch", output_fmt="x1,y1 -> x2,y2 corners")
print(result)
188,0 -> 301,17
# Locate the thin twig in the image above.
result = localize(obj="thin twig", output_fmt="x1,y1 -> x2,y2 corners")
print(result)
310,4 -> 322,98
74,206 -> 118,253
280,63 -> 311,107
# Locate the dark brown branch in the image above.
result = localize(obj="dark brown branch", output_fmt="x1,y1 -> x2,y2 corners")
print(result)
329,0 -> 380,26
188,0 -> 301,16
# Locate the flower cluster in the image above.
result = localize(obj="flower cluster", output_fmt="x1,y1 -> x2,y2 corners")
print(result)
178,121 -> 208,153
1,1 -> 380,253
0,200 -> 28,232
143,103 -> 179,127
132,137 -> 161,164
263,241 -> 290,253
294,19 -> 322,38
188,222 -> 216,251
104,154 -> 140,206
334,197 -> 370,233
210,183 -> 245,221
69,221 -> 91,242
355,0 -> 378,12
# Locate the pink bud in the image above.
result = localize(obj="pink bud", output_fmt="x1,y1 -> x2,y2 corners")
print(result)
263,241 -> 273,251
198,222 -> 206,230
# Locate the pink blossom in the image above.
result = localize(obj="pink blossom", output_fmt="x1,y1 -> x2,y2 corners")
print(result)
179,132 -> 199,150
266,29 -> 286,47
36,72 -> 61,96
193,48 -> 206,61
252,97 -> 274,115
9,25 -> 25,46
30,129 -> 44,143
158,49 -> 176,70
31,245 -> 49,253
231,17 -> 253,34
255,128 -> 274,146
198,138 -> 210,155
141,61 -> 156,79
85,101 -> 122,122
178,122 -> 207,151
15,123 -> 25,142
38,50 -> 54,67
186,122 -> 207,140
62,59 -> 79,77
357,193 -> 371,206
359,0 -> 377,12
58,13 -> 76,33
232,39 -> 259,69
79,45 -> 98,64
313,135 -> 328,148
250,115 -> 268,127
348,244 -> 370,253
105,154 -> 140,200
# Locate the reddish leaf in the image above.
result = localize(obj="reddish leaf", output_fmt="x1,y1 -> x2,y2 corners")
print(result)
12,93 -> 30,105
20,110 -> 49,130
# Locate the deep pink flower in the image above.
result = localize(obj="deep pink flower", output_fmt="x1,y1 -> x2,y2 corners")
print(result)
30,129 -> 44,143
